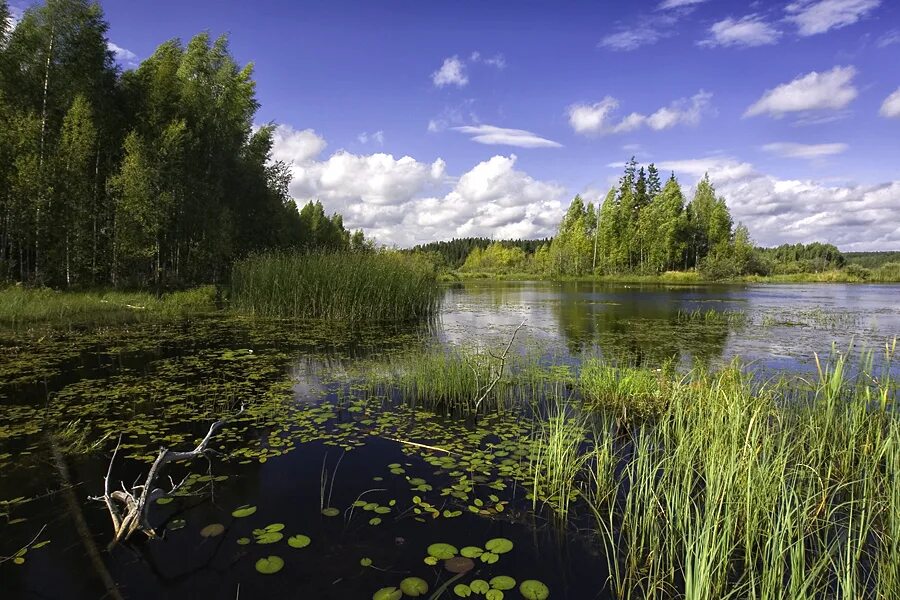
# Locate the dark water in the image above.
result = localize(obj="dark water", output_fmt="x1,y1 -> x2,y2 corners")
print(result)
1,281 -> 897,599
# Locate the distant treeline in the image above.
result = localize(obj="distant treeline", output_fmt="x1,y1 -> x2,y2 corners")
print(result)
411,159 -> 898,281
410,238 -> 549,270
0,0 -> 365,289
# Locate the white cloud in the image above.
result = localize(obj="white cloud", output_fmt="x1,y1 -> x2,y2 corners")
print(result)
744,66 -> 857,118
880,87 -> 900,118
432,56 -> 468,88
470,51 -> 506,69
427,100 -> 479,133
272,125 -> 328,164
108,42 -> 138,67
761,142 -> 848,158
658,0 -> 709,8
877,30 -> 900,47
357,130 -> 384,145
271,127 -> 567,245
599,27 -> 667,51
700,15 -> 781,47
785,0 -> 881,36
645,155 -> 900,250
6,5 -> 22,31
454,125 -> 562,149
569,91 -> 712,135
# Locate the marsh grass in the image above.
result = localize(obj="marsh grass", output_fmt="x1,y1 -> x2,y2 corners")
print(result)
230,251 -> 441,321
0,285 -> 216,327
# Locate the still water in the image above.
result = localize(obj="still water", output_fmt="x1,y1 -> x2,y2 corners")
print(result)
1,281 -> 897,599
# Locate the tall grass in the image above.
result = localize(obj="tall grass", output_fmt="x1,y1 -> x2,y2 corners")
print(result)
230,251 -> 441,321
542,340 -> 898,599
0,285 -> 216,327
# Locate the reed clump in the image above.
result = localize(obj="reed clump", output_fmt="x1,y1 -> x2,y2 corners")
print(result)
230,251 -> 441,321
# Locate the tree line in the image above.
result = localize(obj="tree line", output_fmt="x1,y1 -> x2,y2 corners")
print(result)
0,0 -> 365,290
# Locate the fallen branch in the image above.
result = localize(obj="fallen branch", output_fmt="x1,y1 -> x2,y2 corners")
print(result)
90,406 -> 243,546
472,320 -> 526,413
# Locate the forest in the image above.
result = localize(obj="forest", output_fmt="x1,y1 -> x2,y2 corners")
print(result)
0,0 -> 365,290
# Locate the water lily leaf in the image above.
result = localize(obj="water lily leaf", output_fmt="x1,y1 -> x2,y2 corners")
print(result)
369,517 -> 382,526
400,577 -> 429,597
255,555 -> 284,575
155,497 -> 173,505
372,587 -> 402,600
486,590 -> 504,600
321,507 -> 340,517
374,506 -> 391,515
453,583 -> 472,597
519,580 -> 550,600
236,537 -> 251,545
200,523 -> 225,538
460,546 -> 483,558
424,555 -> 439,566
485,538 -> 513,554
427,543 -> 458,560
360,557 -> 373,567
471,579 -> 490,594
31,540 -> 51,550
480,551 -> 499,564
13,557 -> 25,565
288,534 -> 311,548
231,505 -> 257,518
490,576 -> 516,591
264,523 -> 285,533
255,531 -> 284,544
445,556 -> 475,574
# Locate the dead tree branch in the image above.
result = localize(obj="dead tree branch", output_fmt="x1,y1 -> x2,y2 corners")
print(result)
90,406 -> 243,546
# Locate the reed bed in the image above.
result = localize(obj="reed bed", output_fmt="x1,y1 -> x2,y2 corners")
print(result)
230,251 -> 441,321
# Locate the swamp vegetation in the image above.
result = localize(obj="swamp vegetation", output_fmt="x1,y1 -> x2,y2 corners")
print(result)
1,279 -> 899,599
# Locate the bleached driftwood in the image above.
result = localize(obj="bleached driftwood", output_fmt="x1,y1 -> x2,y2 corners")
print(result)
90,407 -> 243,546
468,320 -> 526,413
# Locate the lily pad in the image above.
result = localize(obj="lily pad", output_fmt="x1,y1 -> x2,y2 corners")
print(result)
453,583 -> 472,597
480,551 -> 499,564
485,537 -> 513,554
168,519 -> 186,530
200,523 -> 225,538
231,505 -> 257,518
424,556 -> 439,566
288,534 -> 311,548
427,542 -> 458,560
372,587 -> 402,600
490,576 -> 516,591
369,517 -> 382,526
255,531 -> 284,544
520,580 -> 550,600
255,555 -> 284,574
155,497 -> 173,505
321,507 -> 340,517
360,557 -> 373,567
460,546 -> 483,558
471,579 -> 490,594
400,577 -> 429,597
236,537 -> 250,545
445,556 -> 475,574
486,591 -> 504,600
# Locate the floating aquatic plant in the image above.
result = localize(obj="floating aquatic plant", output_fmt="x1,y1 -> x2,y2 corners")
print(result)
200,523 -> 225,538
400,577 -> 429,597
427,543 -> 458,560
489,576 -> 516,591
231,505 -> 257,518
485,538 -> 513,554
372,587 -> 402,600
519,580 -> 549,600
255,555 -> 284,575
287,534 -> 311,548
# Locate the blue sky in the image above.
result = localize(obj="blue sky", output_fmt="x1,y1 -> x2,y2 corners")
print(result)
10,0 -> 900,248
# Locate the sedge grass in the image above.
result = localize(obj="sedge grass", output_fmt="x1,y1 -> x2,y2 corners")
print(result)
230,251 -> 441,321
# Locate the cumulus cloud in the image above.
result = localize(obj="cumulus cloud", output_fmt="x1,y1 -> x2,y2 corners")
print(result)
880,87 -> 900,118
271,126 -> 567,245
569,91 -> 712,135
785,0 -> 881,36
700,15 -> 782,47
357,130 -> 384,145
744,66 -> 857,118
761,142 -> 848,159
453,125 -> 562,149
432,56 -> 468,87
108,42 -> 138,68
647,155 -> 900,250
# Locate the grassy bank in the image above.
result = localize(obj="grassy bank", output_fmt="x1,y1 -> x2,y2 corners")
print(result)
0,285 -> 216,327
230,251 -> 441,321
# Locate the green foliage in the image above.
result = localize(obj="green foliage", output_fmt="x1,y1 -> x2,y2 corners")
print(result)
460,242 -> 527,274
230,251 -> 440,321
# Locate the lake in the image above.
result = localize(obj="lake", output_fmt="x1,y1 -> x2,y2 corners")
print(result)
1,281 -> 898,599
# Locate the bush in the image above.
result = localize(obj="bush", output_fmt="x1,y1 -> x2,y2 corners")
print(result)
844,263 -> 872,281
